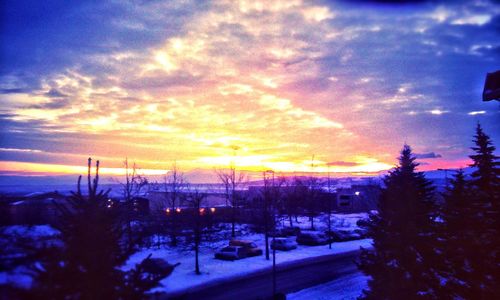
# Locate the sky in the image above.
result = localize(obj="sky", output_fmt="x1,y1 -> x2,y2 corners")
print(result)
0,0 -> 499,182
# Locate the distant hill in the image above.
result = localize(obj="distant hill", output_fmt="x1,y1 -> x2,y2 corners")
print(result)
423,167 -> 474,179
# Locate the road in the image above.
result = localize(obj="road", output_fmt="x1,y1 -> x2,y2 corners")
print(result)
160,249 -> 361,300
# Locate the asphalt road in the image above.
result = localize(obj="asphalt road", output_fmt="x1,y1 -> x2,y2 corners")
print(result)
161,249 -> 361,300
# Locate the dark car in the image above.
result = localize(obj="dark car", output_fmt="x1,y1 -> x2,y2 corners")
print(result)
326,229 -> 365,242
281,226 -> 301,236
140,257 -> 179,277
214,246 -> 246,261
270,226 -> 302,237
271,237 -> 298,251
229,240 -> 263,256
296,231 -> 329,246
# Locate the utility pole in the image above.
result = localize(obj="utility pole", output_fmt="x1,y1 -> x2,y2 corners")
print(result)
269,170 -> 277,297
327,166 -> 332,249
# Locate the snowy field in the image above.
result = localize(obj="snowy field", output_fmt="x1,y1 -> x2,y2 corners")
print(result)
1,213 -> 372,296
288,272 -> 369,300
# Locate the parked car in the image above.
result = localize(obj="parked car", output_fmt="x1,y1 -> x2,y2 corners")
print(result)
229,240 -> 263,256
269,226 -> 301,238
326,229 -> 364,242
296,231 -> 330,246
271,237 -> 298,251
214,246 -> 246,261
268,229 -> 287,238
140,257 -> 179,277
356,218 -> 370,229
281,226 -> 301,236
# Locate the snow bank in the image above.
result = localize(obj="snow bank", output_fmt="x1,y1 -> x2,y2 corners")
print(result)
288,272 -> 369,300
0,266 -> 33,289
2,225 -> 59,238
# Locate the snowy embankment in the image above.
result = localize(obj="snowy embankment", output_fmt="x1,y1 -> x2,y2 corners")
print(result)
125,237 -> 372,295
288,272 -> 369,300
0,225 -> 61,288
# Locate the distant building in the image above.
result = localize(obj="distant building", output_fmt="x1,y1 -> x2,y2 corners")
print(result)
7,195 -> 68,225
335,184 -> 380,213
146,191 -> 229,211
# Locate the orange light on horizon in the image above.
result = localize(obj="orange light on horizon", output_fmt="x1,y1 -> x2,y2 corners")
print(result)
0,161 -> 169,176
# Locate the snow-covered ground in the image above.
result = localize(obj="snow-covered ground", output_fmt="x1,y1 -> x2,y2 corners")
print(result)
1,213 -> 372,296
0,225 -> 61,288
124,213 -> 371,295
289,213 -> 368,232
125,237 -> 372,295
2,225 -> 59,238
288,272 -> 369,300
0,266 -> 33,289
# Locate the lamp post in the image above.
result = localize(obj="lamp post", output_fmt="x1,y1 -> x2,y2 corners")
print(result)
264,169 -> 277,298
327,166 -> 332,250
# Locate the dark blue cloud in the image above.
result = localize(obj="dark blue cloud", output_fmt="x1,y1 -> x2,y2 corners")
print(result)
0,0 -> 202,90
414,152 -> 442,159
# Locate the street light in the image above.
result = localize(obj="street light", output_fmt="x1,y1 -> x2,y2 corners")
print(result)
264,170 -> 278,297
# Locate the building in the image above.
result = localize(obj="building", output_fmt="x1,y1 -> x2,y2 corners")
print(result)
335,184 -> 380,213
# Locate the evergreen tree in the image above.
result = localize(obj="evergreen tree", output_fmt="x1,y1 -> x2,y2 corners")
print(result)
469,124 -> 500,199
437,169 -> 476,299
30,158 -> 164,299
358,145 -> 438,299
467,124 -> 500,298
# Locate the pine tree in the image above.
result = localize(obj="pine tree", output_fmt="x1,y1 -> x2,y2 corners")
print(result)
358,145 -> 438,299
469,124 -> 500,199
30,158 -> 164,299
467,124 -> 500,298
437,169 -> 476,299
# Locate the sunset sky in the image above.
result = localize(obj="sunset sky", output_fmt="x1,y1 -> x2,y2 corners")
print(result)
0,0 -> 499,181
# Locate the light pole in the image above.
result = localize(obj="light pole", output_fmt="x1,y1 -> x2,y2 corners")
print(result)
265,170 -> 277,297
327,166 -> 332,249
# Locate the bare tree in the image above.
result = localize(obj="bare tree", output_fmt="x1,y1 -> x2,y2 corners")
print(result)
120,158 -> 148,251
214,162 -> 247,238
122,158 -> 148,204
184,186 -> 208,275
282,176 -> 303,227
306,156 -> 320,230
164,162 -> 185,247
261,170 -> 283,260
